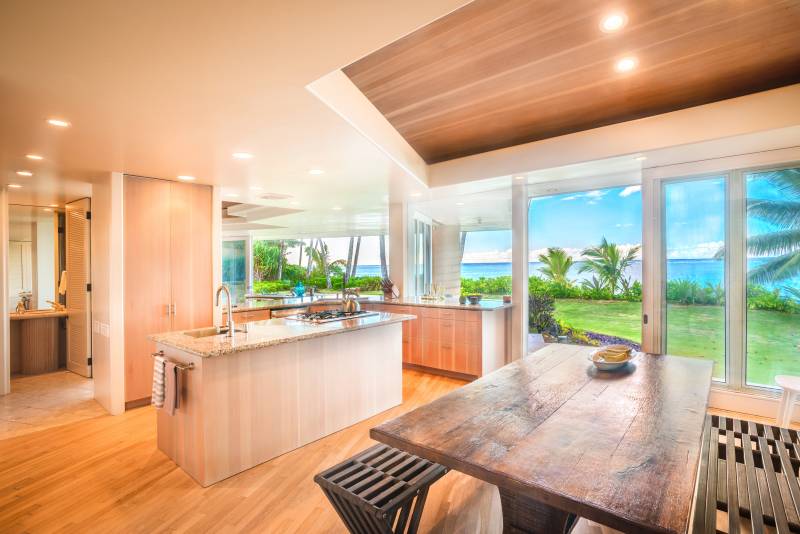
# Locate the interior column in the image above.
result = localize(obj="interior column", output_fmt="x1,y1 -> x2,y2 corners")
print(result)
511,182 -> 529,361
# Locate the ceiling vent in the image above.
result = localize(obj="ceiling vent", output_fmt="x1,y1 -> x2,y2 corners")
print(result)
260,193 -> 293,201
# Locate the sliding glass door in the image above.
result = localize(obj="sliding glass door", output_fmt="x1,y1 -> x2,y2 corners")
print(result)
657,162 -> 800,391
663,177 -> 727,381
745,166 -> 800,388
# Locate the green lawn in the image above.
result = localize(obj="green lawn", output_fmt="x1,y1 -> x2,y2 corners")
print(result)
553,299 -> 800,387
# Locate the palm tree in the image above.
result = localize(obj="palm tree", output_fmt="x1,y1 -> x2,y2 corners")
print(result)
578,237 -> 640,296
537,247 -> 574,285
744,169 -> 800,284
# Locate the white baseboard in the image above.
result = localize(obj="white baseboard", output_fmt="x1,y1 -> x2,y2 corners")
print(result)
708,386 -> 793,424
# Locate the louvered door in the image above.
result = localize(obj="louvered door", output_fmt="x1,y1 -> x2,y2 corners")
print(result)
65,198 -> 92,377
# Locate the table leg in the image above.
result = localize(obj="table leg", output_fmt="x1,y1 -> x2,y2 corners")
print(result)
499,487 -> 577,534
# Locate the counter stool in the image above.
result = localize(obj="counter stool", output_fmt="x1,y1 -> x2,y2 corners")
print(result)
314,443 -> 447,534
776,375 -> 800,427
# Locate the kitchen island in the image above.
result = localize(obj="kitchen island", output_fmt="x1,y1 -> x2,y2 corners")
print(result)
149,311 -> 414,486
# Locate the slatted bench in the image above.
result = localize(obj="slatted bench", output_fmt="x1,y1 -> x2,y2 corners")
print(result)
314,443 -> 448,534
692,414 -> 800,533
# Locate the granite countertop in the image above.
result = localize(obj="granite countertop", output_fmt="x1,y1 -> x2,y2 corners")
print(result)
229,295 -> 511,313
149,312 -> 415,358
376,297 -> 512,311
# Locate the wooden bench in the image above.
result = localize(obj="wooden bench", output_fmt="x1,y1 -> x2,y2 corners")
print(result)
692,414 -> 800,533
314,443 -> 447,534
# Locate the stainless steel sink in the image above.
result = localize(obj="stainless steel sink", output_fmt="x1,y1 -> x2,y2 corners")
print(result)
183,325 -> 248,338
183,327 -> 225,338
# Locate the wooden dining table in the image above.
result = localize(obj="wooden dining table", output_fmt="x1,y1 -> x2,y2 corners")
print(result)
371,344 -> 714,534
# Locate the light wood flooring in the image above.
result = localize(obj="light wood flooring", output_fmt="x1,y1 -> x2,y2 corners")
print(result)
0,367 -> 783,533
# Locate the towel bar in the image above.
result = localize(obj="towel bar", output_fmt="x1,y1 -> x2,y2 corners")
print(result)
151,350 -> 195,371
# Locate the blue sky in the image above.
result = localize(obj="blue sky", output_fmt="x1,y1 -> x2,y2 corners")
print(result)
462,185 -> 643,263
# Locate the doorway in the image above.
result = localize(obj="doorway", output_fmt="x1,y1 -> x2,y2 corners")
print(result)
2,200 -> 96,438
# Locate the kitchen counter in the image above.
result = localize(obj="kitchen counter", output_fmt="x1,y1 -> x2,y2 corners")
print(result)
227,295 -> 370,314
10,309 -> 71,320
150,312 -> 415,358
154,310 -> 409,486
376,297 -> 511,311
228,295 -> 509,313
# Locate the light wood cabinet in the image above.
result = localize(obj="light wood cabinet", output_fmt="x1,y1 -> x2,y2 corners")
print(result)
123,176 -> 212,405
362,303 -> 503,378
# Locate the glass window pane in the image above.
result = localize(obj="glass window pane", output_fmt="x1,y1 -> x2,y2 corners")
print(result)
222,239 -> 246,304
664,177 -> 727,381
745,167 -> 800,387
527,185 -> 642,350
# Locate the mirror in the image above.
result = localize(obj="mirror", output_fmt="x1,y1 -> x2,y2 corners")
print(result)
8,205 -> 65,311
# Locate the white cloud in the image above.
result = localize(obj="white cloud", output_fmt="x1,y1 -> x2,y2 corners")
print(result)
462,248 -> 512,263
561,195 -> 579,201
585,190 -> 607,198
619,185 -> 641,197
615,223 -> 634,228
666,240 -> 724,260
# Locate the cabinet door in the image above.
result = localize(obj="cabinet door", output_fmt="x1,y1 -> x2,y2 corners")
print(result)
453,321 -> 469,374
124,176 -> 172,403
169,181 -> 213,332
439,319 -> 455,371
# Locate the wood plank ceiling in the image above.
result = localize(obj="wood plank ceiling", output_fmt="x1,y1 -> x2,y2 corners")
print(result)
343,0 -> 800,164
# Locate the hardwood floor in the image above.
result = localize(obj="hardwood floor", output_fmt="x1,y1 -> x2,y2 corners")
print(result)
0,367 -> 785,533
0,371 -> 104,439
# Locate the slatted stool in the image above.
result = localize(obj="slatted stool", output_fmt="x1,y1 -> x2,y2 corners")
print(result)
692,414 -> 800,533
314,443 -> 448,534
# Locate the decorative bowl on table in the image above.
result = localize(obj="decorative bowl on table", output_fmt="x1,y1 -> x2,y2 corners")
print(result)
467,294 -> 482,305
588,344 -> 635,371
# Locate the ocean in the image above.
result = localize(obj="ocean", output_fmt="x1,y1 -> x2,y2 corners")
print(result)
356,259 -> 794,290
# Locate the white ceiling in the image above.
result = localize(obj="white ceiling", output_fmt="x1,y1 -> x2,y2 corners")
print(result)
0,0 -> 468,213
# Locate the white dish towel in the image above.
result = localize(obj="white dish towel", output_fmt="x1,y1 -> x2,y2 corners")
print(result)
151,354 -> 166,408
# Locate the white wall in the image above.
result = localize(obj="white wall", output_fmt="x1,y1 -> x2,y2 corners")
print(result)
91,173 -> 125,414
0,188 -> 8,395
432,224 -> 461,297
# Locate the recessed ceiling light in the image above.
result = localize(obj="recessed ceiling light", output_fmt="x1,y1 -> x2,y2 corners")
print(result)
26,154 -> 44,161
409,192 -> 422,197
225,192 -> 239,198
456,202 -> 465,206
614,56 -> 638,73
332,206 -> 342,211
16,170 -> 33,176
233,152 -> 254,160
43,208 -> 53,212
514,175 -> 525,180
600,12 -> 628,33
49,203 -> 59,207
249,186 -> 263,191
46,118 -> 70,128
309,169 -> 325,175
635,155 -> 648,161
7,184 -> 22,189
177,175 -> 196,181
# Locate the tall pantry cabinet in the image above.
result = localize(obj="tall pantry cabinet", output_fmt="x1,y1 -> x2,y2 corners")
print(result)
123,175 -> 213,406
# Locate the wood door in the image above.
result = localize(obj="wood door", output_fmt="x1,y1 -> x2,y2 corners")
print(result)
169,181 -> 213,331
124,176 -> 172,403
65,198 -> 92,377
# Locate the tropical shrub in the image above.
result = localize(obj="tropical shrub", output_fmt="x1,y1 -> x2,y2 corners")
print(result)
747,285 -> 799,313
529,292 -> 558,335
252,280 -> 292,293
462,276 -> 512,296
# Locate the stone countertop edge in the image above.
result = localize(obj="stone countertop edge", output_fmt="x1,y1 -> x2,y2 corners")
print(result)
149,312 -> 416,358
376,298 -> 512,311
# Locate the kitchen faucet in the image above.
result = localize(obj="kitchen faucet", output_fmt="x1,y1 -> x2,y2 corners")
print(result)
215,284 -> 235,337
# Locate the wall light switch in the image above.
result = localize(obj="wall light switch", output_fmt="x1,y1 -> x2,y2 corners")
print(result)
93,320 -> 101,334
100,323 -> 109,337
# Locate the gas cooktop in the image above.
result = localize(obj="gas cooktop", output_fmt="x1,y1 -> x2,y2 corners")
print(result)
284,310 -> 379,323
